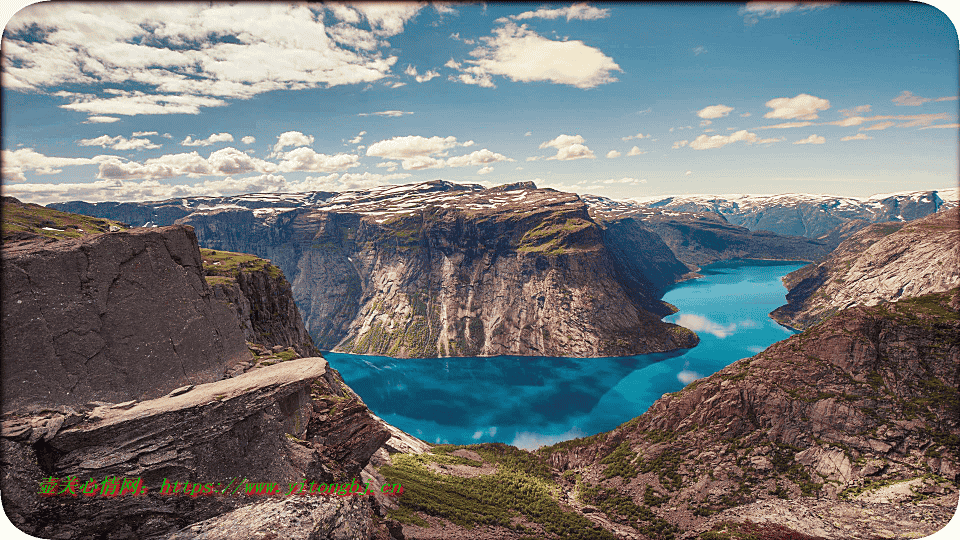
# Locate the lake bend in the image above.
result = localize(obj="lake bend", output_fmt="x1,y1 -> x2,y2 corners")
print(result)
325,259 -> 809,449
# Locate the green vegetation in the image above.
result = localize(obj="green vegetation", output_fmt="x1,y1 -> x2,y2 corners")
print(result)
600,442 -> 639,480
380,443 -> 613,539
579,483 -> 679,540
516,216 -> 592,255
201,249 -> 283,279
2,199 -> 128,241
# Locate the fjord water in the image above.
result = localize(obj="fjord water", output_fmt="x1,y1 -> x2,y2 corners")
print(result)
325,260 -> 807,449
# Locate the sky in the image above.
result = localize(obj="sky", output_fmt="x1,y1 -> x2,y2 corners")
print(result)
1,1 -> 959,206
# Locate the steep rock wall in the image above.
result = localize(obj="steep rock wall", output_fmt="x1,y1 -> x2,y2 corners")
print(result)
1,225 -> 251,412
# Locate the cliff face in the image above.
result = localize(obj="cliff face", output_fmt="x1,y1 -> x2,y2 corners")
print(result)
1,225 -> 251,411
178,181 -> 697,358
201,248 -> 319,358
538,289 -> 959,539
771,207 -> 960,330
585,196 -> 831,269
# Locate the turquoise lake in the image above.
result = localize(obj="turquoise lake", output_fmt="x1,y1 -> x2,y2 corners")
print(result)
324,259 -> 808,449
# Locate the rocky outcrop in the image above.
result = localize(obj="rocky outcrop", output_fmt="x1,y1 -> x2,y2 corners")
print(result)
0,357 -> 392,539
202,248 -> 319,358
1,225 -> 251,412
537,288 -> 959,539
771,207 -> 960,330
178,181 -> 697,358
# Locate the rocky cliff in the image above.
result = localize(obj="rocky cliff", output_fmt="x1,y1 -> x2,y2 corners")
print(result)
202,248 -> 319,358
375,289 -> 959,539
1,224 -> 251,411
177,181 -> 698,358
585,195 -> 831,269
1,206 -> 406,539
771,207 -> 960,330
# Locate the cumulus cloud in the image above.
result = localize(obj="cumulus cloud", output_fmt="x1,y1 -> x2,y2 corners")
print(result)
181,132 -> 234,147
824,116 -> 865,127
273,131 -> 315,154
841,133 -> 873,141
242,136 -> 256,145
675,314 -> 737,338
477,166 -> 494,175
507,3 -> 611,21
697,104 -> 734,119
1,148 -> 109,181
367,135 -> 460,159
621,133 -> 649,141
403,65 -> 440,83
446,148 -> 513,167
839,104 -> 871,117
447,23 -> 620,89
78,134 -> 161,150
349,131 -> 367,144
1,3 -> 417,118
688,130 -> 759,150
132,131 -> 157,137
764,94 -> 830,120
793,134 -> 825,144
539,134 -> 596,160
276,147 -> 360,172
606,150 -> 621,158
892,90 -> 958,106
83,116 -> 121,123
627,146 -> 646,156
672,140 -> 689,149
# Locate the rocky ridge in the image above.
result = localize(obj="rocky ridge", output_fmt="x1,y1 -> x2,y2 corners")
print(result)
371,289 -> 959,540
626,189 -> 958,238
178,181 -> 698,357
771,207 -> 960,330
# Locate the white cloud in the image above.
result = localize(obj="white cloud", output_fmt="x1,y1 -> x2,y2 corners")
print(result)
764,94 -> 830,120
621,133 -> 649,141
756,136 -> 785,144
689,130 -> 759,150
181,132 -> 234,147
508,3 -> 611,21
349,131 -> 367,144
445,149 -> 513,167
242,136 -> 256,145
83,116 -> 121,124
740,2 -> 834,25
891,90 -> 956,106
627,146 -> 646,156
375,161 -> 399,172
3,3 -> 405,118
132,131 -> 157,137
685,170 -> 692,175
793,134 -> 825,144
477,166 -> 494,175
448,23 -> 620,89
602,177 -> 646,185
277,147 -> 360,172
78,134 -> 161,150
756,121 -> 814,129
357,110 -> 414,117
692,46 -> 707,55
839,104 -> 871,117
524,131 -> 532,137
675,314 -> 737,338
672,140 -> 689,149
511,426 -> 585,451
367,135 -> 460,159
840,133 -> 873,141
824,117 -> 865,127
404,65 -> 440,83
919,123 -> 960,130
539,134 -> 595,160
697,104 -> 734,119
1,148 -> 110,181
273,131 -> 315,154
606,150 -> 621,158
860,121 -> 894,131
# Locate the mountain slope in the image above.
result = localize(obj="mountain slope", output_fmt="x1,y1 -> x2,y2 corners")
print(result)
771,207 -> 960,330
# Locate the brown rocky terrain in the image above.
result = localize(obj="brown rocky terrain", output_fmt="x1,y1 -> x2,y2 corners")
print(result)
179,181 -> 698,358
772,207 -> 960,330
0,207 -> 411,539
1,224 -> 251,411
373,289 -> 959,540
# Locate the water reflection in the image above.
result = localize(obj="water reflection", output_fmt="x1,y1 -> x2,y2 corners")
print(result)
326,259 -> 807,449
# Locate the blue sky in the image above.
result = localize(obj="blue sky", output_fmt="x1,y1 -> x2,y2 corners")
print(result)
1,1 -> 958,205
